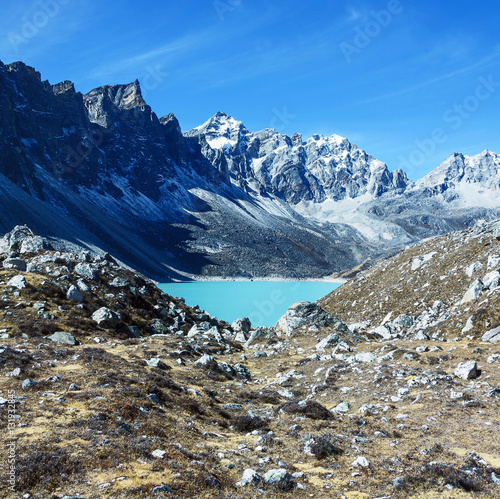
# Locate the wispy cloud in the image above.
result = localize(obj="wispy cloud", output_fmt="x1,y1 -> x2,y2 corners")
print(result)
357,47 -> 500,106
87,29 -> 218,82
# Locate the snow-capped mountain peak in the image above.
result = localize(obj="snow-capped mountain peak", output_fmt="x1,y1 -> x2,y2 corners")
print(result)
186,111 -> 248,152
416,150 -> 500,192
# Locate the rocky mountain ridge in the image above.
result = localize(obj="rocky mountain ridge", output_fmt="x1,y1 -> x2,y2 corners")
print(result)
186,111 -> 412,203
1,59 -> 500,279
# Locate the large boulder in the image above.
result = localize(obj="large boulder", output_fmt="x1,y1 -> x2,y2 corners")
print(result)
262,469 -> 291,486
275,301 -> 347,336
461,279 -> 484,304
74,262 -> 100,282
232,317 -> 251,333
482,326 -> 500,343
3,258 -> 27,271
0,226 -> 51,257
7,275 -> 27,290
91,307 -> 121,328
454,361 -> 480,380
66,285 -> 84,303
20,236 -> 47,254
48,331 -> 77,346
244,328 -> 266,347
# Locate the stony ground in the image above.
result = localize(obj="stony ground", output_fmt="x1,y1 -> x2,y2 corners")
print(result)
0,224 -> 499,498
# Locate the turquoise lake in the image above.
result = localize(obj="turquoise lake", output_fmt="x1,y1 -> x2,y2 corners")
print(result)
158,281 -> 342,327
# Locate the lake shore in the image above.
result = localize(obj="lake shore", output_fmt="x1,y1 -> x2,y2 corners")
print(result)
169,276 -> 347,284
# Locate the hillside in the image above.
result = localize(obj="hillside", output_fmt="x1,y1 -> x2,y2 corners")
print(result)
0,224 -> 499,498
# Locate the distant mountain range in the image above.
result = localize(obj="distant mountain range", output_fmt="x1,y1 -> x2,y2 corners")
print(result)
1,60 -> 499,279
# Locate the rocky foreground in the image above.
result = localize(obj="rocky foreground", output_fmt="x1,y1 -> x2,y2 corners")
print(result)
0,223 -> 499,498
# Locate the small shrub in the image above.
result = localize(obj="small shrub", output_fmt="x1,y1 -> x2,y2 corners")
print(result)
279,400 -> 333,420
306,435 -> 343,460
231,414 -> 268,433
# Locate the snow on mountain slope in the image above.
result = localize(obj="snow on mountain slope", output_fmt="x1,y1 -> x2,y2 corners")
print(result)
417,150 -> 500,191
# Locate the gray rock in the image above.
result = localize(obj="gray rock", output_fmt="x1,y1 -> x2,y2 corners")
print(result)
333,401 -> 350,413
151,319 -> 169,334
3,258 -> 27,271
488,254 -> 500,269
77,279 -> 91,292
91,307 -> 121,328
244,328 -> 266,347
482,326 -> 500,343
224,403 -> 243,410
236,469 -> 261,486
275,301 -> 347,336
187,325 -> 201,338
355,352 -> 377,363
234,363 -> 251,379
461,279 -> 484,304
483,270 -> 500,290
68,383 -> 78,391
454,361 -> 480,380
351,456 -> 370,467
21,378 -> 38,389
205,326 -> 224,342
75,262 -> 100,281
66,285 -> 83,302
0,225 -> 32,256
194,354 -> 218,369
110,277 -> 130,288
316,333 -> 340,350
232,317 -> 251,333
152,484 -> 172,493
7,275 -> 27,289
5,368 -> 21,377
234,331 -> 248,343
413,331 -> 430,341
392,477 -> 406,487
393,314 -> 414,328
218,362 -> 237,376
146,358 -> 169,370
48,331 -> 77,346
251,350 -> 268,358
488,354 -> 500,364
262,468 -> 291,485
371,325 -> 393,340
465,261 -> 483,277
20,236 -> 47,254
118,325 -> 141,338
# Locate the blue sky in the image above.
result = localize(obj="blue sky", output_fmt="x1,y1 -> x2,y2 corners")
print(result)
1,0 -> 499,180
